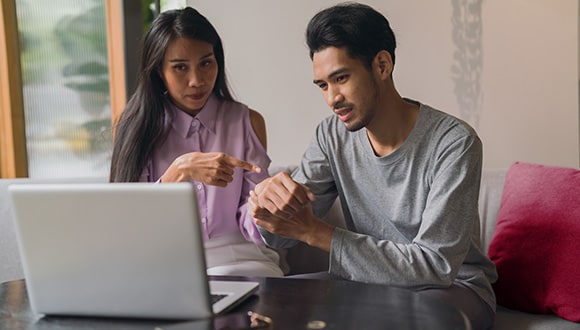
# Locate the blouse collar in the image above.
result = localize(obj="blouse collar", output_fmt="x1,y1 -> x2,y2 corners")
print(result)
167,94 -> 219,138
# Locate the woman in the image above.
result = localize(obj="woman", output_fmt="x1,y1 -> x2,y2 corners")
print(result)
109,7 -> 283,277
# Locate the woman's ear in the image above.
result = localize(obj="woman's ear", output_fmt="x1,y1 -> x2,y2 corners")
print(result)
374,50 -> 393,78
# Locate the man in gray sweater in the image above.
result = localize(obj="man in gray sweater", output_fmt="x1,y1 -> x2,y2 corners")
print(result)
249,3 -> 497,330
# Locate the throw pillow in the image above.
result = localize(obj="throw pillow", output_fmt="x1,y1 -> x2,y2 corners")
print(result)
488,162 -> 580,322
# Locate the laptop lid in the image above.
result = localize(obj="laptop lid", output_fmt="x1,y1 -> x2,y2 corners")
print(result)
8,182 -> 258,320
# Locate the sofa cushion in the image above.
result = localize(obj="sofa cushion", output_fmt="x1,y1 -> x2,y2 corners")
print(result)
487,162 -> 580,322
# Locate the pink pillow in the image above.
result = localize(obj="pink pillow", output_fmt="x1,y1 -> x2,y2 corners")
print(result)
488,162 -> 580,322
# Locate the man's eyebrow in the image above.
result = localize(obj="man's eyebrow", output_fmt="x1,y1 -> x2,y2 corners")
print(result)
313,67 -> 348,85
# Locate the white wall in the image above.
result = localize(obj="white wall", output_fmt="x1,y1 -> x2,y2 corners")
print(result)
186,0 -> 579,169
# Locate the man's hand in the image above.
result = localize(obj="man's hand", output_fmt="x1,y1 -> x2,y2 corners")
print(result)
249,172 -> 333,252
160,152 -> 261,186
252,172 -> 315,219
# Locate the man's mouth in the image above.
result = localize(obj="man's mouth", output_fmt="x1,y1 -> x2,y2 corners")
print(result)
334,106 -> 353,122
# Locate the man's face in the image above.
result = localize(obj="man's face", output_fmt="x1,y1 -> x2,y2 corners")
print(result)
312,47 -> 379,132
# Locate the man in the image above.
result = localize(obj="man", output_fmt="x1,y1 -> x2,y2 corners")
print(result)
250,3 -> 497,330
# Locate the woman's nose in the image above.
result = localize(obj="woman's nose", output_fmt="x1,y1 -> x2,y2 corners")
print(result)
188,69 -> 205,87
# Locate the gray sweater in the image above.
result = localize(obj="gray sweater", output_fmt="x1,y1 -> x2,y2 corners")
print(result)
260,102 -> 498,310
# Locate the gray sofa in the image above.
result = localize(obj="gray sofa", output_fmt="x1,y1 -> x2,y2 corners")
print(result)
1,168 -> 579,330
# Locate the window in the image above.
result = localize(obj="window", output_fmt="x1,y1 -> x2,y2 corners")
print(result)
15,0 -> 111,178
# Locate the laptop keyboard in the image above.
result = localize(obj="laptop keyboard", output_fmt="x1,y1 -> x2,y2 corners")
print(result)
211,294 -> 228,304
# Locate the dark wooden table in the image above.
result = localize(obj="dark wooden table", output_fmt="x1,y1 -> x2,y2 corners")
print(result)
0,277 -> 470,330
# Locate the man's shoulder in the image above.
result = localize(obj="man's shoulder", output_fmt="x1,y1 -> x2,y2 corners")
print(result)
418,103 -> 479,139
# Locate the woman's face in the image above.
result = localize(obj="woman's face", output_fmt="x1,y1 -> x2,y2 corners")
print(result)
161,37 -> 218,115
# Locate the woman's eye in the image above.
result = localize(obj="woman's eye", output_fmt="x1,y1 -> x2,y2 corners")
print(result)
200,59 -> 215,68
173,64 -> 187,71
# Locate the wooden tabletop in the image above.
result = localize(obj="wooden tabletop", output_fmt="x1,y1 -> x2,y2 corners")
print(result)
0,277 -> 469,330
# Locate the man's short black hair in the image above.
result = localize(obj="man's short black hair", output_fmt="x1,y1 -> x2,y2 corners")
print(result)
306,2 -> 397,69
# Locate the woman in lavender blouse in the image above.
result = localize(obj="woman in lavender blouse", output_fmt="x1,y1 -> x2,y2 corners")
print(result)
109,7 -> 283,277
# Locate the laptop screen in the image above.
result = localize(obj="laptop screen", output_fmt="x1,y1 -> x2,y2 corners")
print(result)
9,182 -> 256,320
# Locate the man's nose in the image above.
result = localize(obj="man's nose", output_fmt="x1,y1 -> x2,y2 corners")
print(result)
326,85 -> 344,108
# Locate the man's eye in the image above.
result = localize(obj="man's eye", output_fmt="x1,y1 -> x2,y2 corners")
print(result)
336,75 -> 347,83
317,83 -> 327,90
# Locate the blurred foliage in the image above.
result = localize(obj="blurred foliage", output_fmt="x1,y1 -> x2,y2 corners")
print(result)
51,0 -> 112,157
15,0 -> 67,83
54,1 -> 109,97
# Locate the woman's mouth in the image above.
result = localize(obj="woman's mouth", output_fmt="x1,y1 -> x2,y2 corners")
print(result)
187,92 -> 206,101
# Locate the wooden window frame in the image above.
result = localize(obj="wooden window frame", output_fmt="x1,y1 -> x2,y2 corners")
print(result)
105,0 -> 128,125
0,0 -> 27,178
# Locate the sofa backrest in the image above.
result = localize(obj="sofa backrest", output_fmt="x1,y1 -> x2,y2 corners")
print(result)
478,169 -> 507,253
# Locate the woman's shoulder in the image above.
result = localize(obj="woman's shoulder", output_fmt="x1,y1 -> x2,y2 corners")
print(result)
216,98 -> 251,119
214,99 -> 268,150
215,99 -> 265,130
216,99 -> 265,124
248,109 -> 265,128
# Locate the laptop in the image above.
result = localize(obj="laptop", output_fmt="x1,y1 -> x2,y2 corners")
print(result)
8,182 -> 259,320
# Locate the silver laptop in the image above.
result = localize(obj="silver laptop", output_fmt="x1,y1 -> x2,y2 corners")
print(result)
8,182 -> 258,320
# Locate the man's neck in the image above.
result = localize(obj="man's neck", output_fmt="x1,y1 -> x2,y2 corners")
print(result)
366,97 -> 420,157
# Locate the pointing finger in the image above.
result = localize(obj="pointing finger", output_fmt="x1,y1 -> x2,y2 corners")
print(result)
225,155 -> 262,173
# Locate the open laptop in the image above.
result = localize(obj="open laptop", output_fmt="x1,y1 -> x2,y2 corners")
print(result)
8,182 -> 259,320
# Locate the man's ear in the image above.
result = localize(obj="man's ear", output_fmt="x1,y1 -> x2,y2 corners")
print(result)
374,50 -> 393,78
